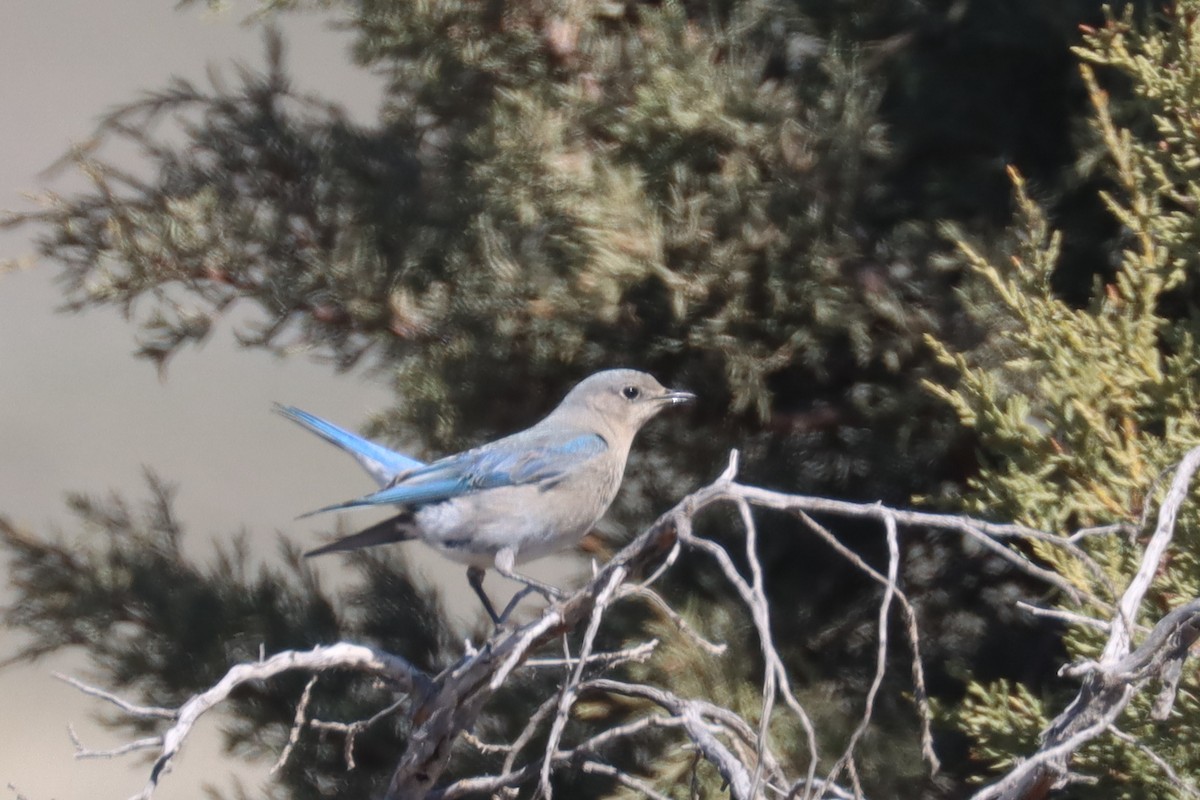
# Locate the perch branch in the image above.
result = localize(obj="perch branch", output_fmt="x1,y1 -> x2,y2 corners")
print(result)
58,446 -> 1156,800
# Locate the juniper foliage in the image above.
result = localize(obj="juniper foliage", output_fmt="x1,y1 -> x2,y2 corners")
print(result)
929,4 -> 1200,795
0,0 -> 1154,797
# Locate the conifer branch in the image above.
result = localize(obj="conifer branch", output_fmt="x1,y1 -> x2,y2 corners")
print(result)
971,446 -> 1200,800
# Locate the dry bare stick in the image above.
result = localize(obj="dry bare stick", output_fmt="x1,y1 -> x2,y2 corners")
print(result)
54,681 -> 168,762
58,643 -> 427,800
66,725 -> 161,760
787,508 -> 939,776
680,519 -> 821,798
823,509 -> 901,798
580,760 -> 677,800
1014,601 -> 1111,633
56,447 -> 1120,800
524,639 -> 658,669
615,542 -> 728,659
537,566 -> 627,798
1068,522 -> 1134,544
583,678 -> 756,798
580,675 -> 807,797
561,714 -> 685,761
436,714 -> 687,800
310,696 -> 409,771
666,454 -> 819,799
464,654 -> 675,798
618,583 -> 728,655
428,763 -> 540,799
735,495 -> 778,800
271,674 -> 318,775
499,693 -> 563,794
971,445 -> 1200,800
460,730 -> 510,755
735,485 -> 1108,614
1106,446 -> 1200,658
441,685 -> 771,800
53,673 -> 175,719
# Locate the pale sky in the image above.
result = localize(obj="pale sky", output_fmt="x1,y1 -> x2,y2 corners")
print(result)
0,3 -> 406,797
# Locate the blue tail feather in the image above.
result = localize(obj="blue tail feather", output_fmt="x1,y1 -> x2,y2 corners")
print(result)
275,404 -> 425,487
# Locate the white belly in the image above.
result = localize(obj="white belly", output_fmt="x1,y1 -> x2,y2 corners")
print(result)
412,481 -> 613,568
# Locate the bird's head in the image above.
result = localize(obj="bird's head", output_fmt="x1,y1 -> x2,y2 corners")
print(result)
557,369 -> 695,436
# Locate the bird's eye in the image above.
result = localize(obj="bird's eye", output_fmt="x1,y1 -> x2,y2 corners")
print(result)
622,385 -> 641,400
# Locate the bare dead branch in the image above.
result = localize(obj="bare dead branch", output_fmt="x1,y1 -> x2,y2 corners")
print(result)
824,509 -> 901,796
310,696 -> 409,771
733,485 -> 1108,613
500,693 -> 562,789
524,638 -> 659,669
1015,601 -> 1112,633
270,674 -> 318,775
735,495 -> 776,800
680,523 -> 822,797
582,678 -> 756,798
618,583 -> 729,655
971,444 -> 1200,800
538,566 -> 626,798
67,724 -> 161,760
59,643 -> 427,800
1107,446 -> 1200,658
1067,523 -> 1135,544
580,760 -> 677,800
787,508 -> 939,775
53,673 -> 175,719
60,445 -> 1189,800
560,714 -> 685,761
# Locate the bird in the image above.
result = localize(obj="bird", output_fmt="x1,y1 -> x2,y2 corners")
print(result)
277,369 -> 695,624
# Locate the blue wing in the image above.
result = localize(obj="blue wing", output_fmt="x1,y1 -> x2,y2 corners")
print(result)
276,404 -> 425,488
302,430 -> 608,515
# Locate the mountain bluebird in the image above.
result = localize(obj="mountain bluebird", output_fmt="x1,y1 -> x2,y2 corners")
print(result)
278,369 -> 694,623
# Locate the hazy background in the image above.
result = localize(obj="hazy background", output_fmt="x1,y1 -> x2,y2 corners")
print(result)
0,3 -> 398,796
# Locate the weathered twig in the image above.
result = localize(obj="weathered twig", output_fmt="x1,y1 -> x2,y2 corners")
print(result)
787,507 -> 939,776
823,509 -> 901,797
53,673 -> 175,719
971,445 -> 1200,800
58,446 -> 1152,800
1015,601 -> 1111,633
538,566 -> 626,798
618,583 -> 729,655
270,674 -> 318,775
523,638 -> 658,669
67,725 -> 161,760
310,696 -> 409,771
58,643 -> 427,800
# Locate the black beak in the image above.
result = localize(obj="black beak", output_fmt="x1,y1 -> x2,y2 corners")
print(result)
663,388 -> 697,405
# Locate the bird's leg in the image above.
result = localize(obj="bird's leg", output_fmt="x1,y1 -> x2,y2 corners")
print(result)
498,586 -> 542,622
466,566 -> 502,626
493,547 -> 564,602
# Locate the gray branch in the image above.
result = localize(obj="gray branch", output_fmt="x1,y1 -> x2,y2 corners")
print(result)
60,446 -> 1193,800
971,445 -> 1200,800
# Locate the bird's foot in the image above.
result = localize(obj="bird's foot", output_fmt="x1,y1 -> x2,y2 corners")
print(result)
503,573 -> 564,605
496,585 -> 555,623
493,548 -> 564,604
